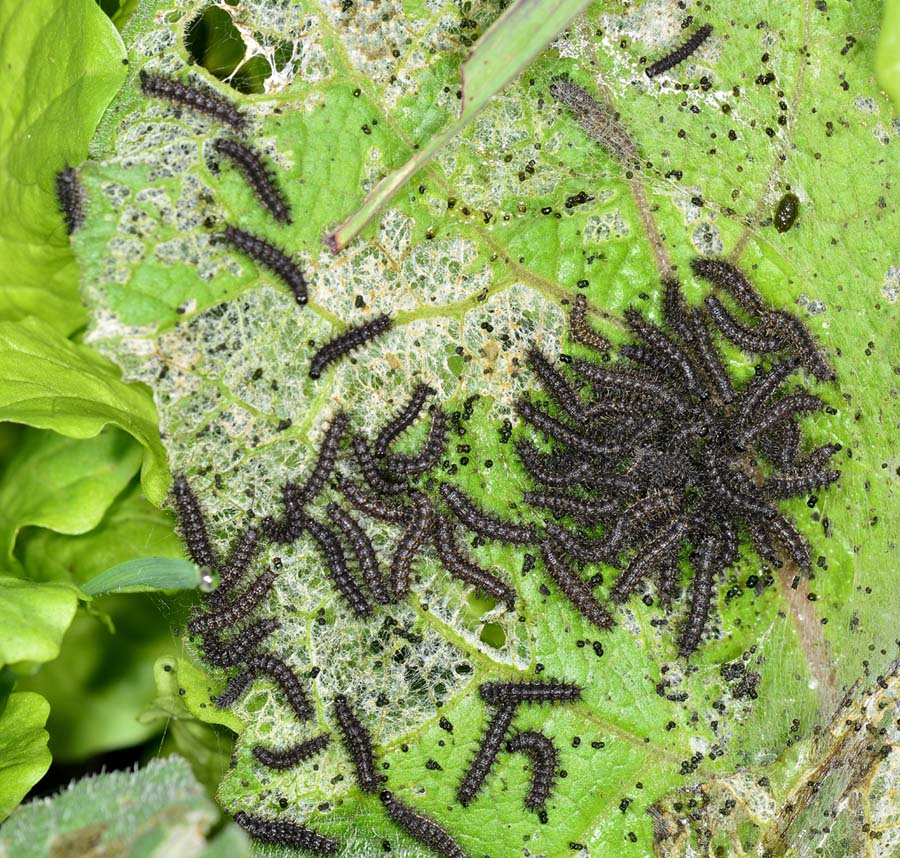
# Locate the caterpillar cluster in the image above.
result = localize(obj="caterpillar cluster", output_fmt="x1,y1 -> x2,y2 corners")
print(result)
136,68 -> 316,310
457,678 -> 580,809
502,258 -> 839,655
173,477 -> 338,847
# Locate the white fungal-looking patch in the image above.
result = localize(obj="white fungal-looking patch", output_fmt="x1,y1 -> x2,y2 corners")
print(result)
882,266 -> 900,303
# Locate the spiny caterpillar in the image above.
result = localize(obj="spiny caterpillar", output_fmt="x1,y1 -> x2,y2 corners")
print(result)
220,225 -> 307,305
327,502 -> 392,605
433,515 -> 516,609
232,811 -> 337,853
309,314 -> 394,380
188,568 -> 277,633
252,733 -> 331,771
457,677 -> 579,807
513,266 -> 839,654
171,476 -> 218,571
304,515 -> 372,618
139,70 -> 246,131
381,406 -> 448,477
439,483 -> 536,545
212,138 -> 291,223
214,653 -> 313,720
333,694 -> 379,793
645,23 -> 713,79
568,294 -> 610,353
389,490 -> 434,599
374,383 -> 436,457
380,790 -> 468,858
456,703 -> 516,807
55,165 -> 85,235
540,541 -> 614,631
505,731 -> 558,812
200,617 -> 279,668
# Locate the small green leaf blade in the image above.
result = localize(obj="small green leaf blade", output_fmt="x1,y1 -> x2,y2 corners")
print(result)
81,557 -> 200,596
0,429 -> 142,561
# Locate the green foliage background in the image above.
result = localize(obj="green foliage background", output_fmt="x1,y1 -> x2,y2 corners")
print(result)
0,0 -> 899,856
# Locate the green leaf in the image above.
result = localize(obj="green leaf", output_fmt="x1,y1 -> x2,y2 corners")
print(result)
877,0 -> 900,110
0,428 -> 141,561
141,657 -> 236,796
0,577 -> 78,668
18,482 -> 182,585
0,316 -> 168,505
328,0 -> 593,249
77,0 -> 900,854
16,595 -> 179,762
0,756 -> 221,854
14,484 -> 186,761
199,824 -> 254,858
81,557 -> 200,595
0,692 -> 51,822
0,0 -> 126,336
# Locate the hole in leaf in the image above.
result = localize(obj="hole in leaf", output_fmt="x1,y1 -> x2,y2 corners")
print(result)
185,6 -> 246,82
479,623 -> 506,649
231,56 -> 273,95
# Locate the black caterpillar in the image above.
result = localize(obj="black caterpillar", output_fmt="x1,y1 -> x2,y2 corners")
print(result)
456,703 -> 516,807
479,680 -> 582,707
214,653 -> 313,720
374,383 -> 435,457
55,165 -> 85,235
327,502 -> 392,605
540,541 -> 614,631
337,476 -> 412,524
309,314 -> 394,380
380,790 -> 468,858
200,617 -> 279,667
440,483 -> 536,545
568,294 -> 610,353
304,515 -> 372,618
188,567 -> 276,633
232,811 -> 337,853
140,70 -> 246,132
333,694 -> 378,793
171,476 -> 218,570
389,490 -> 434,598
253,732 -> 331,771
381,407 -> 448,477
212,138 -> 291,223
220,225 -> 307,305
505,731 -> 558,812
645,23 -> 714,79
433,515 -> 517,609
